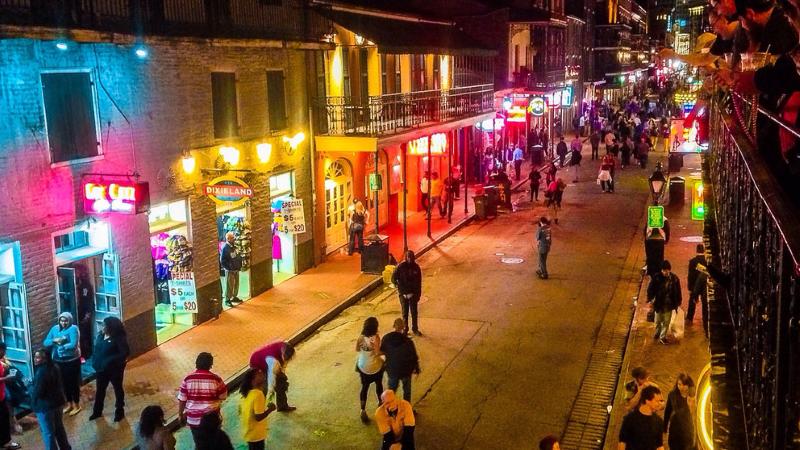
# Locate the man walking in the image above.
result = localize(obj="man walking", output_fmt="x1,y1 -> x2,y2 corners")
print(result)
686,244 -> 709,334
569,137 -> 582,182
647,260 -> 682,344
380,318 -> 421,402
590,130 -> 601,160
556,136 -> 568,168
177,352 -> 228,446
392,251 -> 423,335
529,168 -> 542,202
220,231 -> 242,307
249,341 -> 296,412
536,217 -> 552,279
618,385 -> 665,450
513,144 -> 524,180
375,389 -> 416,450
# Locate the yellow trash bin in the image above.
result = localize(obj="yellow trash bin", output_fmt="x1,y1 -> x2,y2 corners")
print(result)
383,265 -> 396,284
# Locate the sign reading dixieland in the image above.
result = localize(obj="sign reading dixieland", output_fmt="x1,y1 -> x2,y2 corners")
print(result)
203,175 -> 253,207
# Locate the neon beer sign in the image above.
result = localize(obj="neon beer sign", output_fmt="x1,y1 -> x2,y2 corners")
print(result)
83,178 -> 149,215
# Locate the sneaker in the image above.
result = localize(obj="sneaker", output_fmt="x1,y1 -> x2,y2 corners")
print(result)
113,410 -> 125,422
412,330 -> 423,336
360,410 -> 369,423
659,338 -> 668,345
88,412 -> 102,421
225,300 -> 234,307
62,405 -> 73,414
231,297 -> 243,304
4,442 -> 21,449
68,406 -> 81,416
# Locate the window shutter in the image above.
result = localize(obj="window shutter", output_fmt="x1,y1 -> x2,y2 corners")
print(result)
41,72 -> 100,163
266,70 -> 288,131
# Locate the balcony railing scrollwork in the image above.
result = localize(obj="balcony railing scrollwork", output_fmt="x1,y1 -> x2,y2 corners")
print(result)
314,84 -> 494,137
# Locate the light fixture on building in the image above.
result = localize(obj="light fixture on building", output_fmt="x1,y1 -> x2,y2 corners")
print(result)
219,146 -> 240,165
56,41 -> 69,51
134,45 -> 148,59
322,28 -> 337,43
354,34 -> 365,46
256,143 -> 273,163
282,132 -> 305,153
181,151 -> 196,174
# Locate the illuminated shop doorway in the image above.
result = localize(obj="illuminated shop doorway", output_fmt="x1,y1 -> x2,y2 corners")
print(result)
149,199 -> 195,345
324,159 -> 353,254
270,172 -> 297,286
53,222 -> 120,378
216,204 -> 252,309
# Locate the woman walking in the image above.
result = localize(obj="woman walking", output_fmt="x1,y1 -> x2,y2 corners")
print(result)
32,349 -> 70,450
136,405 -> 175,450
89,317 -> 130,422
664,373 -> 697,450
355,317 -> 384,423
43,312 -> 81,416
239,369 -> 276,450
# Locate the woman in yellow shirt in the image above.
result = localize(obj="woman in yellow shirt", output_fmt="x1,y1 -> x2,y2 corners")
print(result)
239,368 -> 276,450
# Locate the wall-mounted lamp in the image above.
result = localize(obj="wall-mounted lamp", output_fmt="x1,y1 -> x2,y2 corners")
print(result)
256,143 -> 273,163
282,132 -> 305,152
134,45 -> 148,59
354,34 -> 365,46
181,151 -> 196,174
219,146 -> 240,165
56,41 -> 69,51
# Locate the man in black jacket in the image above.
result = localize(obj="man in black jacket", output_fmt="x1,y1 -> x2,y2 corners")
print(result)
686,244 -> 709,334
392,250 -> 423,335
220,232 -> 243,307
380,318 -> 421,402
647,260 -> 682,344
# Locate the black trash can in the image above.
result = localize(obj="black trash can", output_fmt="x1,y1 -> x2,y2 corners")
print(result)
484,185 -> 498,217
531,145 -> 544,165
668,152 -> 684,172
361,235 -> 389,274
669,176 -> 685,205
473,194 -> 488,219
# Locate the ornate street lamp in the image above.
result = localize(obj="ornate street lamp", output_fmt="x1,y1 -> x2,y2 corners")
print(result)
649,162 -> 667,205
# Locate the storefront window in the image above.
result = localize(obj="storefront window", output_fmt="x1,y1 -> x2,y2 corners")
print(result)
149,199 -> 193,344
216,204 -> 252,308
270,172 -> 297,285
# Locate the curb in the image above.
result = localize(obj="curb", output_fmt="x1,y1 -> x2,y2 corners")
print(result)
142,213 -> 477,449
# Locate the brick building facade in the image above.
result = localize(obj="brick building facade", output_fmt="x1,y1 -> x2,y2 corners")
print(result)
0,35 -> 318,377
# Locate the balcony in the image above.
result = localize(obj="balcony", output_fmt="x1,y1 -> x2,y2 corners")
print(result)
706,94 -> 800,449
314,84 -> 494,137
0,0 -> 330,43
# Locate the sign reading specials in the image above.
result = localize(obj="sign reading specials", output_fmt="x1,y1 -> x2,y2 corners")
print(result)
528,97 -> 546,116
407,133 -> 448,155
203,175 -> 253,207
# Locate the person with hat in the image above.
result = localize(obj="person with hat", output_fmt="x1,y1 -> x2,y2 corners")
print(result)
374,389 -> 416,450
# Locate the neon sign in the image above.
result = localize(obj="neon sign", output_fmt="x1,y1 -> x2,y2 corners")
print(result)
203,175 -> 253,207
83,179 -> 149,215
407,133 -> 448,155
507,106 -> 527,122
528,97 -> 546,116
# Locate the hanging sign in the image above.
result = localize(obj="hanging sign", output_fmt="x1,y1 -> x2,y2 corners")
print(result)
528,97 -> 546,116
279,199 -> 306,234
507,106 -> 527,123
691,181 -> 705,220
407,133 -> 448,155
561,86 -> 573,106
647,205 -> 665,228
168,271 -> 198,313
82,177 -> 150,215
203,175 -> 253,207
369,173 -> 383,191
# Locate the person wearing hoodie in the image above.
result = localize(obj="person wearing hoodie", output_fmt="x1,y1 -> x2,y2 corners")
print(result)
44,312 -> 81,416
380,318 -> 420,403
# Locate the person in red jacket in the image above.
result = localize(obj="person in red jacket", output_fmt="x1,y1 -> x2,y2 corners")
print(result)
249,341 -> 296,412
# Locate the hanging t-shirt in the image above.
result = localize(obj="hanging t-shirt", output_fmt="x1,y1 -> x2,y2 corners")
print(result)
240,389 -> 268,443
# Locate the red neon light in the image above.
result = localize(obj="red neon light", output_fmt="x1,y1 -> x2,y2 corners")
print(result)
82,179 -> 149,215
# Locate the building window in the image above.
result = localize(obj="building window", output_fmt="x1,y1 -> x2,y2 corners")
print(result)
359,48 -> 369,103
341,48 -> 351,98
266,70 -> 288,131
40,72 -> 101,164
211,72 -> 239,139
54,231 -> 89,254
411,55 -> 426,91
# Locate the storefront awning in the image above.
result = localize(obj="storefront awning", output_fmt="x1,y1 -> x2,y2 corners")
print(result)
316,8 -> 496,56
315,136 -> 378,153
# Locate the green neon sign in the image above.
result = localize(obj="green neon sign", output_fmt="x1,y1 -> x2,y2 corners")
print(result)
648,206 -> 665,228
692,181 -> 705,220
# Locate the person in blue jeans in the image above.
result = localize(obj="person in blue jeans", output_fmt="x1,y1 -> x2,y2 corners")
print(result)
32,348 -> 71,450
380,318 -> 420,402
536,216 -> 552,279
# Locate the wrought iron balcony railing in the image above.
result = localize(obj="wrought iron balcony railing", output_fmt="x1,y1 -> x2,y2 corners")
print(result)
0,0 -> 330,43
707,94 -> 800,449
314,84 -> 494,137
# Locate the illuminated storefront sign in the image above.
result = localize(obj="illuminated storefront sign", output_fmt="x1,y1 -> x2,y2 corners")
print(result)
507,105 -> 527,122
561,86 -> 573,106
476,118 -> 505,131
83,178 -> 150,215
203,175 -> 253,207
407,133 -> 448,155
528,97 -> 546,116
692,181 -> 705,220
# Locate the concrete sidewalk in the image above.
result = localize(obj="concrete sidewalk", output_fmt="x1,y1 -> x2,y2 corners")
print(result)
11,159 -> 544,450
605,153 -> 711,447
